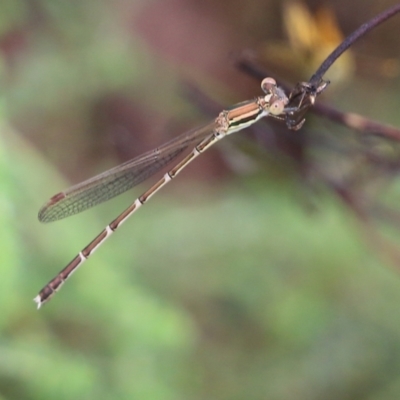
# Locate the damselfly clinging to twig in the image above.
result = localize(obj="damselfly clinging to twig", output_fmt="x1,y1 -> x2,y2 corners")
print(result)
34,77 -> 328,308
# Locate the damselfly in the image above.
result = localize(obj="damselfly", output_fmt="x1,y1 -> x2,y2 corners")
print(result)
35,77 -> 328,308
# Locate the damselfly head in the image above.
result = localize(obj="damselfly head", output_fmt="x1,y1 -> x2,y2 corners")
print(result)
261,77 -> 289,116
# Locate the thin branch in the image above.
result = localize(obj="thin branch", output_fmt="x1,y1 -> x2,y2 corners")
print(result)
309,3 -> 400,85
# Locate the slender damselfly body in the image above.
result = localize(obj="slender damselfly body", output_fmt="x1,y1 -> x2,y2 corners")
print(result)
35,77 -> 328,308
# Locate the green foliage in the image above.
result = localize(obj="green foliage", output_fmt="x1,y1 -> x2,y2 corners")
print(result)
2,1 -> 400,399
3,120 -> 400,399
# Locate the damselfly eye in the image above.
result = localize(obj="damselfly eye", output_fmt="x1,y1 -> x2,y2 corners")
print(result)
261,77 -> 277,94
269,99 -> 285,115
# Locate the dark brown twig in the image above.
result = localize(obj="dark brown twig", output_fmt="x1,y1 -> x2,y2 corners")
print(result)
309,3 -> 400,86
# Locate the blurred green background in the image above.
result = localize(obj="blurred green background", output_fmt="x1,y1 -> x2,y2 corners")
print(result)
2,0 -> 400,399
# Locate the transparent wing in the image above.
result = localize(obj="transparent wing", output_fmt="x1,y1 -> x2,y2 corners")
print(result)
39,121 -> 217,222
